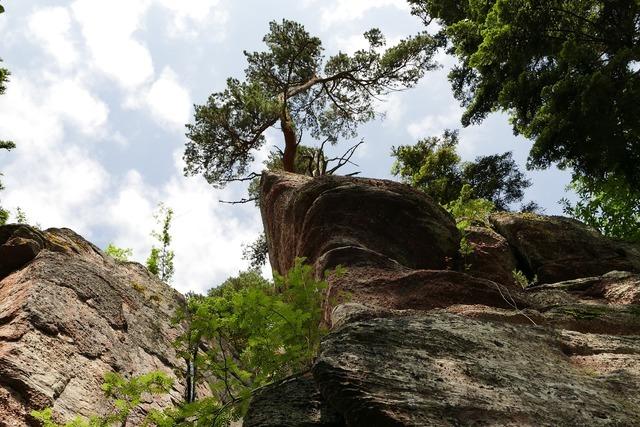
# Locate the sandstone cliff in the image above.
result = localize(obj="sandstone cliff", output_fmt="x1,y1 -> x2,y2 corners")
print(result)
0,225 -> 188,426
247,171 -> 640,426
2,171 -> 639,427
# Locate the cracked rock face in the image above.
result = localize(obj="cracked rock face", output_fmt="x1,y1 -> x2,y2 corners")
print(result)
313,308 -> 640,427
0,225 -> 189,426
248,172 -> 640,426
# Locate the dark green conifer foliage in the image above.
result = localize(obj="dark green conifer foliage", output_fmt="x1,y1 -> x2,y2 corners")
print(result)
408,0 -> 640,189
184,19 -> 439,187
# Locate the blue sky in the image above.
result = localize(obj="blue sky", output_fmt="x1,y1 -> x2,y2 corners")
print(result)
0,0 -> 575,293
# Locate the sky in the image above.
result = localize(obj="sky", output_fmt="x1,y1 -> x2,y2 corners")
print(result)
0,0 -> 576,294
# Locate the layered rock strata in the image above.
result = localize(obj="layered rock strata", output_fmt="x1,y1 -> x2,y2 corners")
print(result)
249,171 -> 640,426
0,225 -> 189,426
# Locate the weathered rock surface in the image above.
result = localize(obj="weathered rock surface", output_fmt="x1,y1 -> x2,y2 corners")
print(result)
260,171 -> 460,276
314,306 -> 640,426
248,172 -> 640,426
465,226 -> 518,286
0,225 -> 189,426
490,212 -> 640,283
243,374 -> 344,427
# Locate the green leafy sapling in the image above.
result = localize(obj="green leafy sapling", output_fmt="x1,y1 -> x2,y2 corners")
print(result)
105,244 -> 133,262
171,259 -> 343,424
146,204 -> 175,282
445,184 -> 495,270
100,371 -> 173,426
14,207 -> 28,224
512,269 -> 538,289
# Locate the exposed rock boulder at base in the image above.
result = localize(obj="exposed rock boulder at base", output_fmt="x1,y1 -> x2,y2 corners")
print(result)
0,225 -> 191,426
248,171 -> 640,426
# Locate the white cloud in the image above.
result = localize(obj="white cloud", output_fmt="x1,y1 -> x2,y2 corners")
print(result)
407,104 -> 463,139
333,33 -> 370,54
307,0 -> 409,29
0,76 -> 63,151
71,0 -> 154,89
104,153 -> 263,294
0,73 -> 110,234
163,171 -> 260,293
154,0 -> 229,39
145,67 -> 192,131
376,92 -> 406,126
47,79 -> 109,135
103,170 -> 158,257
2,145 -> 109,234
27,7 -> 78,69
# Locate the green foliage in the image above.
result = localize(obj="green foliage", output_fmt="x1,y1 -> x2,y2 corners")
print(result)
146,204 -> 175,282
33,262 -> 341,426
445,184 -> 495,229
31,372 -> 173,427
512,269 -> 538,289
100,371 -> 173,425
391,130 -> 533,210
409,0 -> 640,189
172,260 -> 342,424
184,19 -> 439,187
242,233 -> 269,270
31,408 -> 102,427
445,184 -> 496,269
0,207 -> 7,225
105,243 -> 133,262
561,173 -> 640,243
14,207 -> 28,224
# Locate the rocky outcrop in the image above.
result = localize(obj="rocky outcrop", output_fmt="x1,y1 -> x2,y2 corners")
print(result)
243,374 -> 344,427
490,212 -> 640,283
314,305 -> 640,426
249,171 -> 640,426
260,172 -> 460,276
0,225 -> 190,426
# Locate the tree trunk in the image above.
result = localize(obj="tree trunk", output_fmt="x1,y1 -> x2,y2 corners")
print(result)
281,110 -> 297,172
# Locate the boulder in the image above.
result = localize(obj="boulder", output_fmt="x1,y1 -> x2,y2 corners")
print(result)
465,226 -> 518,286
313,307 -> 640,426
0,225 -> 192,426
260,171 -> 460,275
247,173 -> 640,425
244,374 -> 344,427
490,212 -> 640,283
324,267 -> 531,325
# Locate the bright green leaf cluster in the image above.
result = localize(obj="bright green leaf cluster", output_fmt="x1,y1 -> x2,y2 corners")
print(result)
445,184 -> 496,269
391,129 -> 535,211
104,244 -> 133,262
31,371 -> 174,427
172,259 -> 343,424
561,174 -> 640,243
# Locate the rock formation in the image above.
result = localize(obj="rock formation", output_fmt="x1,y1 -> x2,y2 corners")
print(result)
0,225 -> 189,426
2,170 -> 639,426
250,171 -> 640,426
